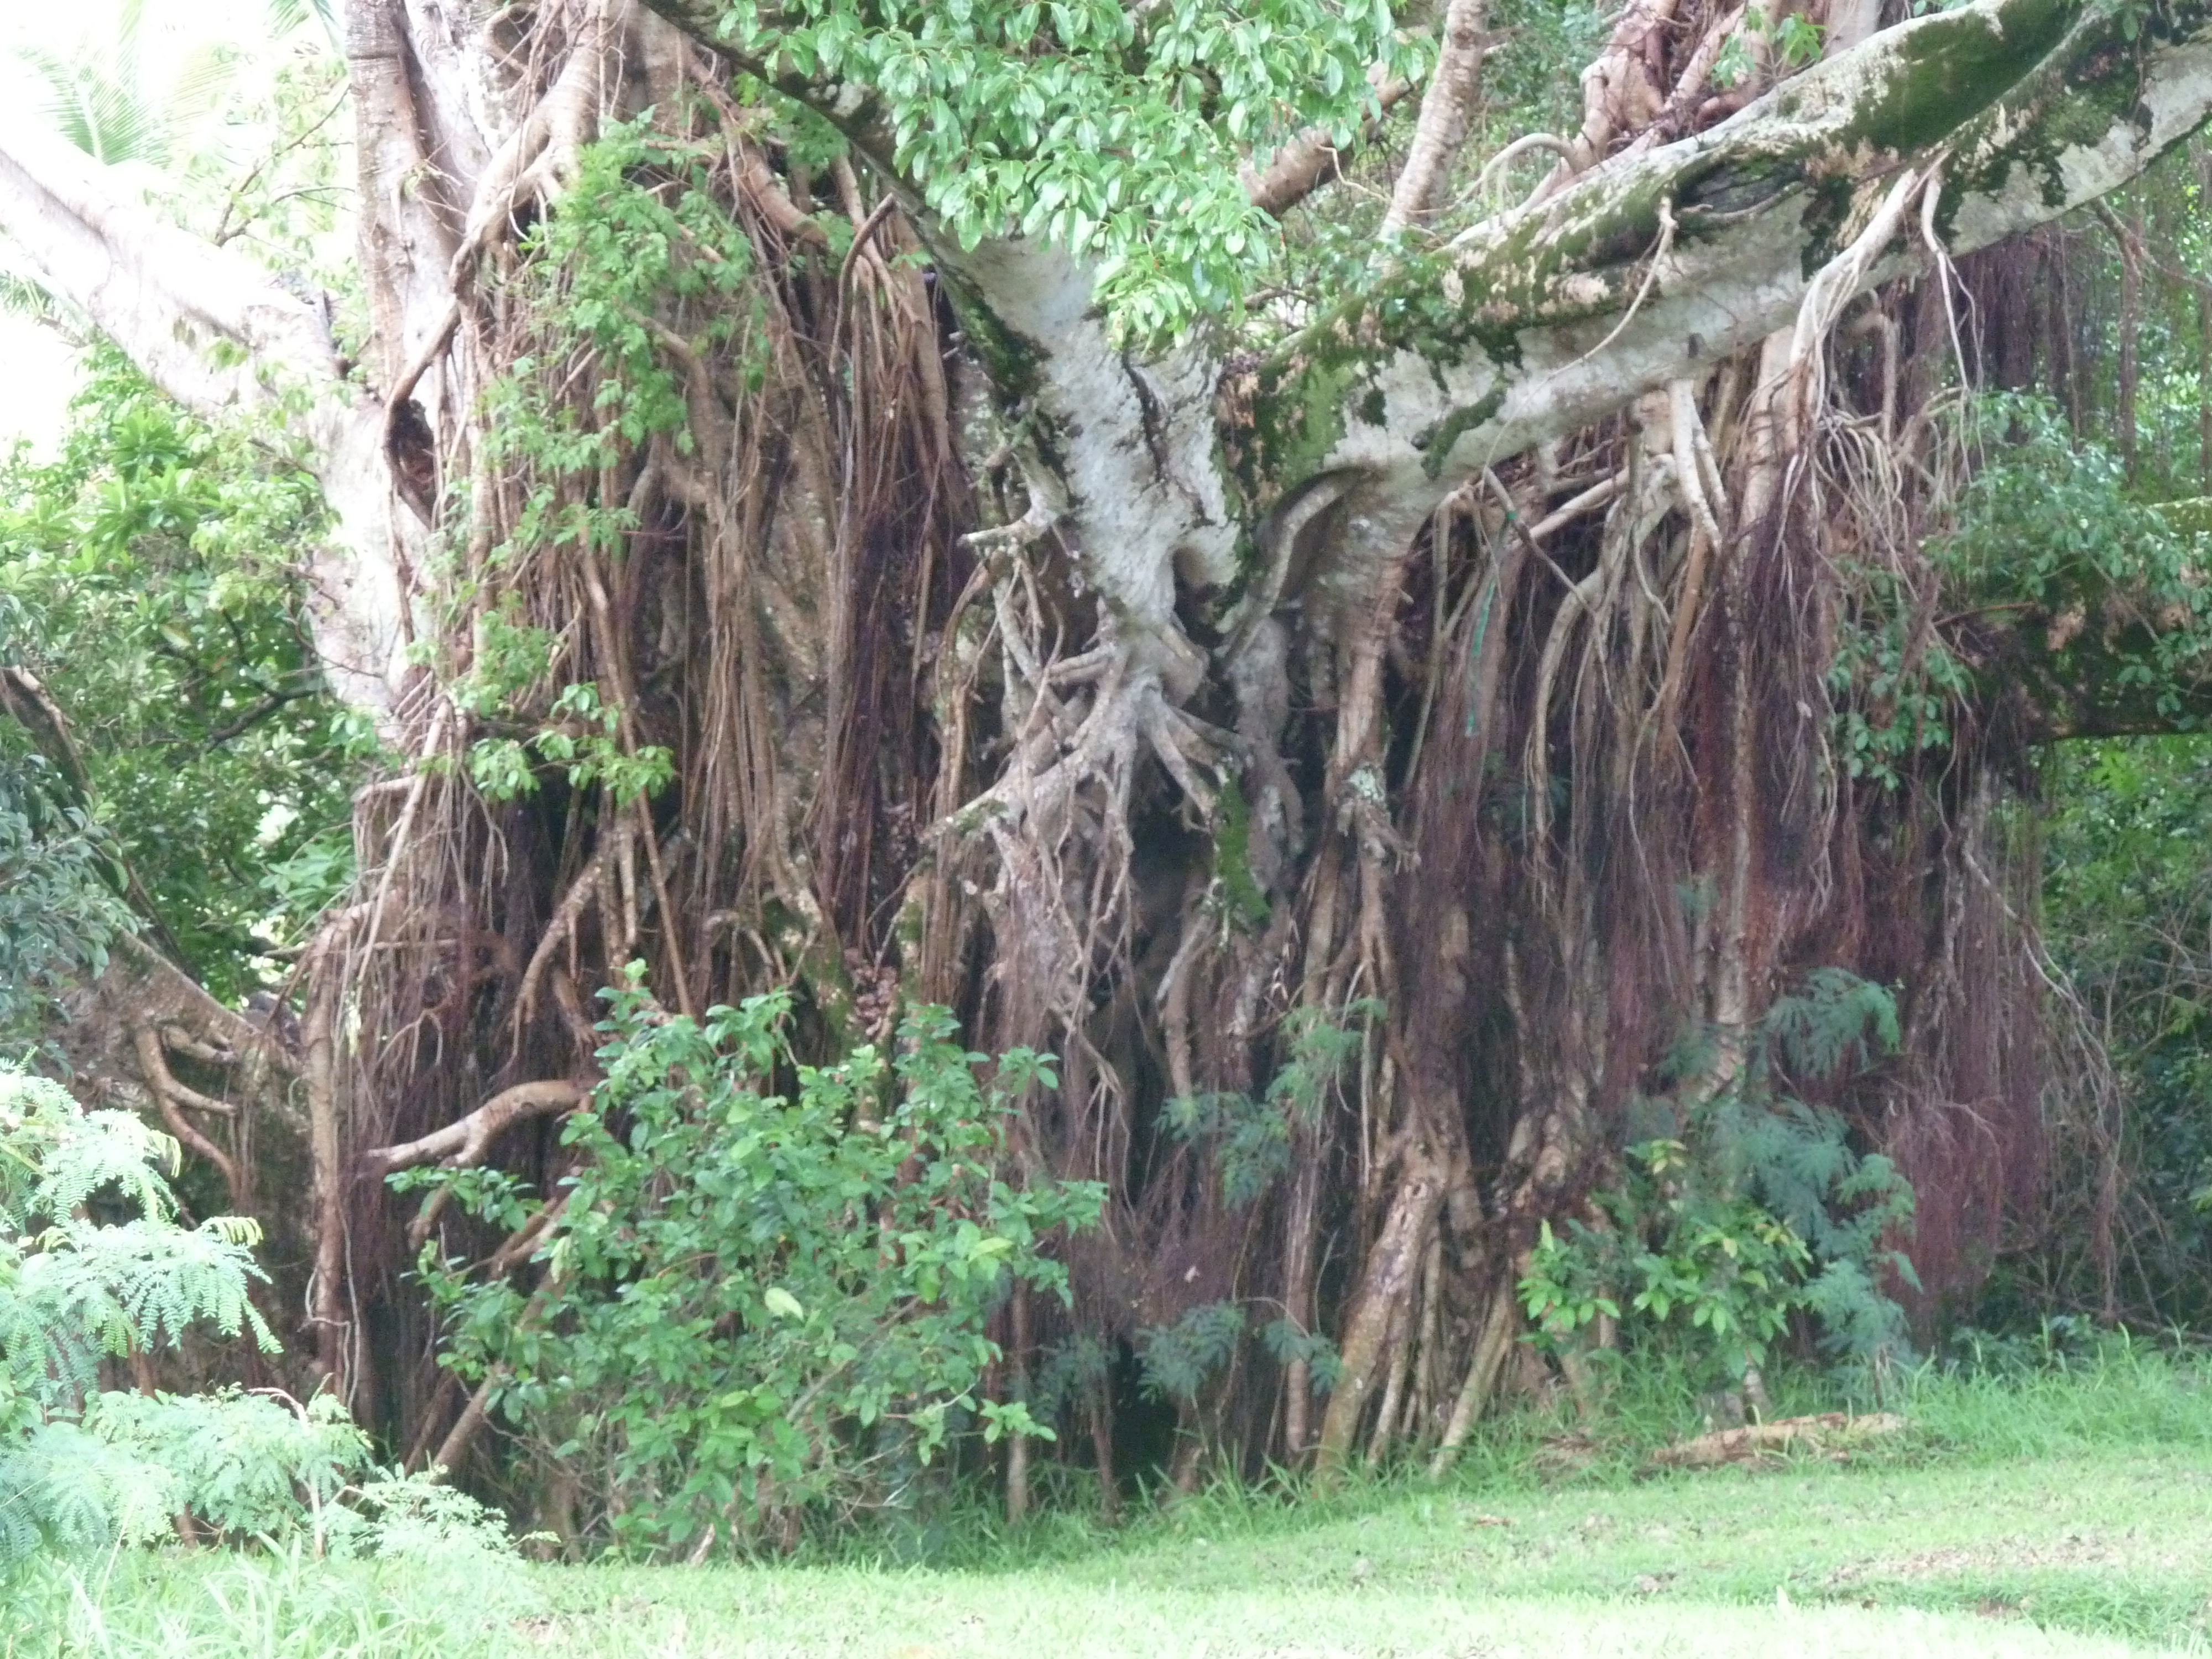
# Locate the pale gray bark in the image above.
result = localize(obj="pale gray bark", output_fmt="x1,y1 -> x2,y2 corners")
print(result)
1379,0 -> 1489,237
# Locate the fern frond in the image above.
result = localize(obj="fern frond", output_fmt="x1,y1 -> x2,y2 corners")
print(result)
86,1390 -> 368,1537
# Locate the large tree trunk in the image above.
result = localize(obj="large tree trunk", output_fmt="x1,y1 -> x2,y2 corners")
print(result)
4,0 -> 2211,1491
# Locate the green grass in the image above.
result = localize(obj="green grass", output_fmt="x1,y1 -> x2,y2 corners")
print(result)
12,1343 -> 2212,1658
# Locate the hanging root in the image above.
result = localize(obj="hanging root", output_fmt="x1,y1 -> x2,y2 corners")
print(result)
1783,156 -> 1948,452
1430,1280 -> 1521,1475
453,0 -> 627,276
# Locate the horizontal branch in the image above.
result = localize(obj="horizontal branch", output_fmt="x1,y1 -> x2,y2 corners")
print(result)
364,1080 -> 587,1175
0,122 -> 342,419
1248,0 -> 2212,524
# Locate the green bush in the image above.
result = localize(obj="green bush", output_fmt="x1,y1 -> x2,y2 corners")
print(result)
410,972 -> 1105,1556
0,1065 -> 510,1568
1520,971 -> 1917,1393
0,739 -> 133,1048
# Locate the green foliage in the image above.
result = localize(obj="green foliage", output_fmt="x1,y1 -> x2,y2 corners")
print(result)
467,681 -> 674,805
80,1389 -> 366,1539
0,354 -> 374,998
1521,1152 -> 1814,1379
410,973 -> 1103,1554
724,0 -> 1428,337
2032,736 -> 2212,1324
1828,564 -> 1975,789
1939,392 -> 2212,724
458,121 -> 764,794
1709,11 -> 1822,90
0,1066 -> 517,1571
0,1065 -> 273,1566
1135,1302 -> 1248,1403
0,745 -> 133,1047
1522,972 -> 1916,1389
1165,999 -> 1376,1207
1260,1316 -> 1342,1395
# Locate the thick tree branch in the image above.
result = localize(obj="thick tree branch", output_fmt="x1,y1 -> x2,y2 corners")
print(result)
1249,0 -> 2212,533
0,123 -> 341,418
644,0 -> 2212,632
1380,0 -> 1488,237
0,124 -> 414,716
364,1080 -> 586,1175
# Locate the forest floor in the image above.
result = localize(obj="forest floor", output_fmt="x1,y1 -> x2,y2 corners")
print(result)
17,1345 -> 2212,1657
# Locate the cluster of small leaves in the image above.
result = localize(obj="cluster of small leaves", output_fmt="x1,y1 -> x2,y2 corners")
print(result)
1521,1141 -> 1814,1384
1762,967 -> 1902,1083
1937,392 -> 2212,727
70,1389 -> 367,1539
0,1065 -> 527,1569
1029,1331 -> 1112,1422
461,120 -> 765,796
1134,1301 -> 1247,1402
0,1072 -> 276,1421
410,972 -> 1103,1554
1710,11 -> 1823,90
1165,998 -> 1376,1206
482,117 -> 763,492
725,0 -> 1429,337
1827,567 -> 1975,790
0,1066 -> 273,1567
0,353 -> 374,992
1522,972 -> 1916,1387
1260,1316 -> 1343,1395
467,680 -> 674,805
0,743 -> 132,1049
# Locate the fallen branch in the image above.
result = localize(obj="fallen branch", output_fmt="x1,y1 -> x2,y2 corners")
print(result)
1644,1411 -> 1909,1470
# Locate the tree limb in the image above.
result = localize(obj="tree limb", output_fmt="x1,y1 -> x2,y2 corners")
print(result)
1249,0 -> 2212,533
1380,0 -> 1489,237
1245,77 -> 1417,220
363,1080 -> 586,1175
0,122 -> 341,418
131,1021 -> 243,1204
0,124 -> 414,718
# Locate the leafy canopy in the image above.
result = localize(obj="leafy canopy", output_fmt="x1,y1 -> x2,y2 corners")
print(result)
0,353 -> 373,998
728,0 -> 1428,335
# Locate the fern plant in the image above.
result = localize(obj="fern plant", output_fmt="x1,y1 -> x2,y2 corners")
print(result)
0,1064 -> 509,1571
1521,971 -> 1918,1397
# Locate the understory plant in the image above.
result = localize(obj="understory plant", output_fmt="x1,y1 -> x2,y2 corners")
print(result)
1521,970 -> 1918,1400
409,971 -> 1106,1556
0,1066 -> 506,1569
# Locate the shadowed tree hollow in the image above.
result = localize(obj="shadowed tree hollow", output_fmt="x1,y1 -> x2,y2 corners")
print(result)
6,0 -> 2212,1531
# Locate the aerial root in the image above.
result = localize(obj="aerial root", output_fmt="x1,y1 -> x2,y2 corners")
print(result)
452,0 -> 625,280
1783,153 -> 1948,452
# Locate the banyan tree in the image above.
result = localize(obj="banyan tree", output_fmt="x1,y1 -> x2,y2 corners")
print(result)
6,0 -> 2212,1521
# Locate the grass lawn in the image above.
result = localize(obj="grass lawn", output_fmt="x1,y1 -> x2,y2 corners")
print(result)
15,1353 -> 2212,1657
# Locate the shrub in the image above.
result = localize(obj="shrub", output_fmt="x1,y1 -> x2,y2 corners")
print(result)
0,1064 -> 507,1567
410,972 -> 1105,1556
1520,971 -> 1917,1394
